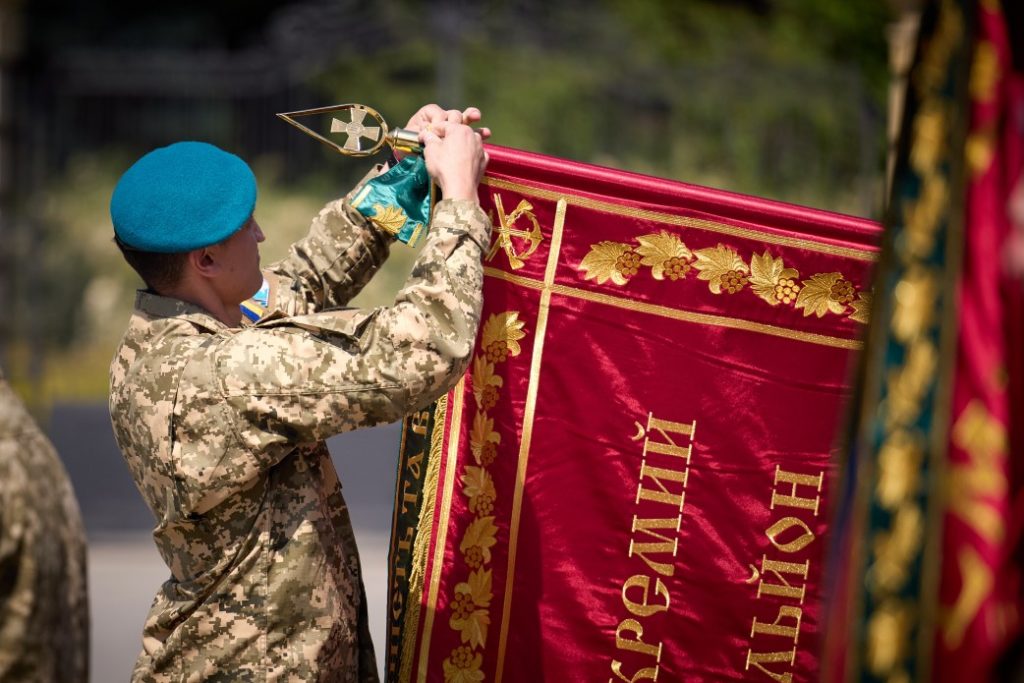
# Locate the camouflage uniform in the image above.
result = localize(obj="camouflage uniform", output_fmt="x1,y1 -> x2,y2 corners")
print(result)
109,176 -> 490,682
0,372 -> 90,682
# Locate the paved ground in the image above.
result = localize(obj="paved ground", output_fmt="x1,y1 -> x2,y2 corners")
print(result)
48,404 -> 401,682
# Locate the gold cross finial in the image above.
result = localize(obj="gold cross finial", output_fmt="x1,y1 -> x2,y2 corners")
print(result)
330,107 -> 382,152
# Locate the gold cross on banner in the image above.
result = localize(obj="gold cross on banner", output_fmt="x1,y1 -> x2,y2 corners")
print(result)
330,108 -> 382,152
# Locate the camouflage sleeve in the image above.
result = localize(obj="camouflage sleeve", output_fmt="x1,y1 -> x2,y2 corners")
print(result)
172,198 -> 489,514
263,165 -> 393,314
0,384 -> 89,681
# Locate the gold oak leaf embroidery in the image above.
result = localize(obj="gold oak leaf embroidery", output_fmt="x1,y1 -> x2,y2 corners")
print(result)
442,648 -> 484,683
795,272 -> 849,317
449,569 -> 493,648
850,291 -> 872,324
580,241 -> 635,285
461,466 -> 497,515
635,232 -> 692,280
469,412 -> 501,466
369,203 -> 408,234
693,244 -> 749,294
460,515 -> 499,566
748,250 -> 800,305
481,312 -> 527,358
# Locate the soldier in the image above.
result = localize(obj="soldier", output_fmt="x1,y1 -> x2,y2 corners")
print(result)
108,104 -> 490,681
0,372 -> 90,682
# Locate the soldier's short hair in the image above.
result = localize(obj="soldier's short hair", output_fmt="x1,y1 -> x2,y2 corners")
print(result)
115,236 -> 188,292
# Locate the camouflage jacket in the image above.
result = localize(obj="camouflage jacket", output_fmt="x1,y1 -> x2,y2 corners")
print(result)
109,188 -> 490,682
0,374 -> 90,682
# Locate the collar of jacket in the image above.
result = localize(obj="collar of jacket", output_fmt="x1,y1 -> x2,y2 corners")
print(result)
133,290 -> 227,333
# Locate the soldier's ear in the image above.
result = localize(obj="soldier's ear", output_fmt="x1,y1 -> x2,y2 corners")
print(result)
189,246 -> 221,279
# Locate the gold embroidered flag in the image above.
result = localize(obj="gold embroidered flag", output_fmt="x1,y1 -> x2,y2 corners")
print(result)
387,144 -> 881,682
823,1 -> 1024,681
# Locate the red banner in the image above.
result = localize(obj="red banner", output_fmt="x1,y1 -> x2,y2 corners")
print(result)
393,145 -> 880,682
821,3 -> 1024,681
935,2 -> 1024,677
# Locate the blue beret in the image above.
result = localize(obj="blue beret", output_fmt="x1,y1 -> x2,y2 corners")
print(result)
110,141 -> 257,253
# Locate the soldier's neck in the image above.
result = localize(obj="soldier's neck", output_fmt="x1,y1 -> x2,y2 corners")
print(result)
159,280 -> 243,328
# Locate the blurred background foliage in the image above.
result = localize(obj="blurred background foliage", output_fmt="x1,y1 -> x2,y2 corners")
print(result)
0,0 -> 899,412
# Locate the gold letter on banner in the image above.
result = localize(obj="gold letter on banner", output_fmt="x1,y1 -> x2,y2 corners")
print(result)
622,574 -> 671,617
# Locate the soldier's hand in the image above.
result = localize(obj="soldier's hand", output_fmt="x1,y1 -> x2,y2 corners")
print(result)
421,122 -> 487,202
403,104 -> 492,141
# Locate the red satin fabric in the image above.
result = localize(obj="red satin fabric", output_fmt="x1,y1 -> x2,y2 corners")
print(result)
403,146 -> 880,682
933,4 -> 1024,678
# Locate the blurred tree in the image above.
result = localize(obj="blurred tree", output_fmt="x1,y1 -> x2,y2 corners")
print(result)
6,0 -> 897,406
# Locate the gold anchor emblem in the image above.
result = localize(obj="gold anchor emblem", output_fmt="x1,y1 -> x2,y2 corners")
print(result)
487,194 -> 544,270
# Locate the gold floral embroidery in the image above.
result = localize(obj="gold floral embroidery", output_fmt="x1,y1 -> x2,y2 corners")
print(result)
460,516 -> 499,569
580,235 -> 868,323
443,645 -> 485,683
749,250 -> 800,305
693,244 -> 749,294
579,241 -> 636,285
444,311 -> 528,677
869,504 -> 923,593
903,173 -> 948,258
795,272 -> 853,318
481,312 -> 527,361
471,356 -> 502,411
449,568 -> 492,648
892,266 -> 938,343
635,232 -> 692,280
876,430 -> 923,510
866,598 -> 912,677
469,413 -> 501,467
461,466 -> 497,515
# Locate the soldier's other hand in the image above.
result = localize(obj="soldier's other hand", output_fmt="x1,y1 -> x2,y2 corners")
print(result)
421,122 -> 487,202
403,104 -> 491,141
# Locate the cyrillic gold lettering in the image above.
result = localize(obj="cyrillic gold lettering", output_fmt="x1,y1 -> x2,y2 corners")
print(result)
409,409 -> 431,435
622,574 -> 671,617
765,517 -> 815,553
400,478 -> 419,514
644,439 -> 693,460
628,517 -> 679,577
609,660 -> 660,683
750,605 -> 803,644
770,467 -> 823,515
646,415 -> 696,442
405,450 -> 424,481
745,648 -> 795,683
396,527 -> 414,552
636,463 -> 687,508
614,618 -> 662,659
757,556 -> 810,603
